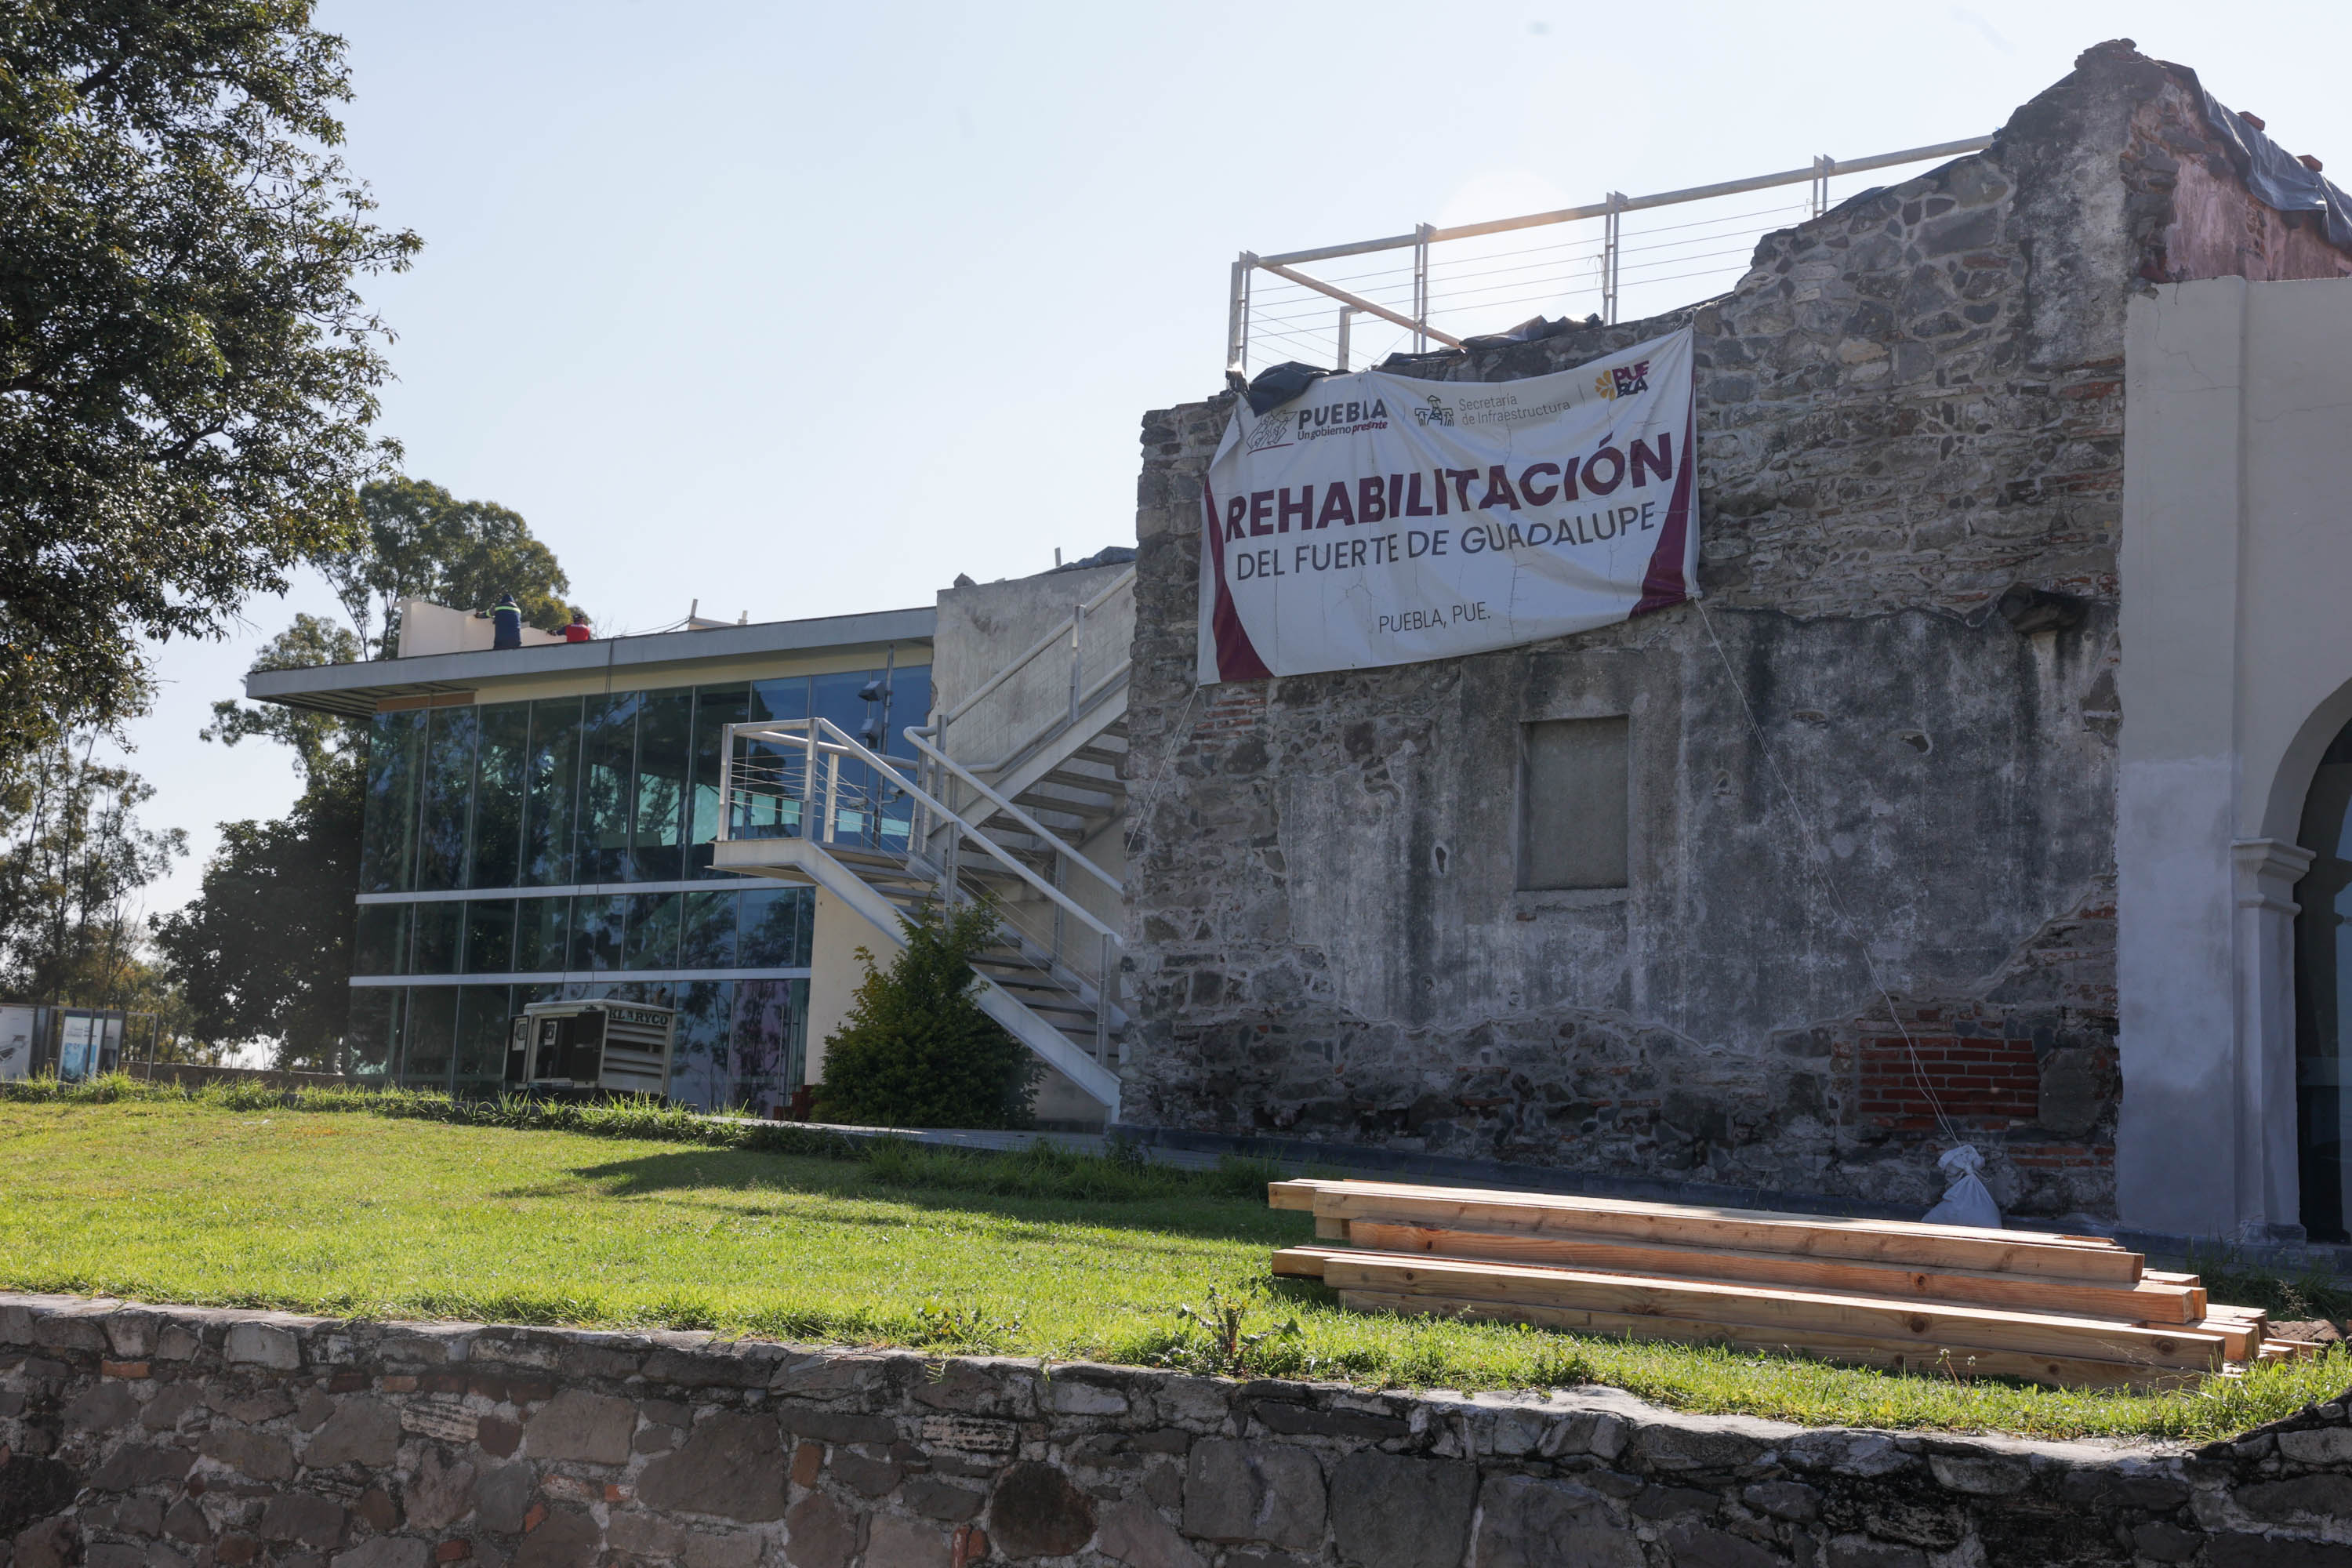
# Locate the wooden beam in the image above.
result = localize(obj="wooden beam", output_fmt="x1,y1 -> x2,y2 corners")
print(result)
1340,1219 -> 2204,1323
1332,1290 -> 2209,1392
1283,1180 -> 2143,1283
1290,1249 -> 2228,1370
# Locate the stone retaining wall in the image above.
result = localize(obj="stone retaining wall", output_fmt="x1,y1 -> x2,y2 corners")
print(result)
7,1295 -> 2352,1568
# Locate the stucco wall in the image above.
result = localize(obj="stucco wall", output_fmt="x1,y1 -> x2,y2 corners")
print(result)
11,1293 -> 2352,1568
2116,274 -> 2352,1240
1116,44 -> 2352,1221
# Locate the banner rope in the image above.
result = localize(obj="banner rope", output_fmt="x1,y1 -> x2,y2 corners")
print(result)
1123,684 -> 1204,861
1690,596 -> 1964,1151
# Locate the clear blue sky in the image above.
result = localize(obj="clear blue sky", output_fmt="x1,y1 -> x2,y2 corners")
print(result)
125,0 -> 2352,915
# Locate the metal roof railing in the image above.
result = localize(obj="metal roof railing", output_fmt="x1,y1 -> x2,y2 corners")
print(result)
1225,136 -> 1995,376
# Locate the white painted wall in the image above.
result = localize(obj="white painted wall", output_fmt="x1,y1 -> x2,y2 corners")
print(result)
803,886 -> 873,1085
2118,275 -> 2352,1240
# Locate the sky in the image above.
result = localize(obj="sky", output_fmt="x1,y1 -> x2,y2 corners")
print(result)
118,0 -> 2352,920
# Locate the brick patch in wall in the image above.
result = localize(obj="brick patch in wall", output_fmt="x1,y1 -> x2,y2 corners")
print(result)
1857,1034 -> 2040,1127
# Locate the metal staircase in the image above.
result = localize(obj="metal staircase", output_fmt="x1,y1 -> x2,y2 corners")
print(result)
712,568 -> 1134,1119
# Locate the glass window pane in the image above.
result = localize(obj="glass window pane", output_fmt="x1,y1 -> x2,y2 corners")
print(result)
890,664 -> 932,753
622,892 -> 681,971
731,978 -> 808,1114
415,706 -> 480,892
690,687 -> 751,877
453,985 -> 514,1091
514,896 -> 572,974
522,698 -> 583,887
347,989 -> 399,1079
577,693 -> 640,884
359,710 -> 427,893
752,677 -> 808,725
463,900 -> 517,975
411,901 -> 464,975
470,703 -> 531,889
669,981 -> 734,1111
739,887 -> 812,968
569,893 -> 624,972
401,986 -> 457,1087
679,890 -> 739,969
631,690 -> 692,881
353,905 -> 409,976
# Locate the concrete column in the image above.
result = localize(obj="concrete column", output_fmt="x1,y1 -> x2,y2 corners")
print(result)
2233,837 -> 2314,1242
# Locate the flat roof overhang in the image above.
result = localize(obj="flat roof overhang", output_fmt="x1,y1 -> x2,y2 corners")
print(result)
245,605 -> 937,717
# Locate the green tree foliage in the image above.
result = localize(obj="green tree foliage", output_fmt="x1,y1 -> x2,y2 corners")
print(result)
200,614 -> 366,779
814,900 -> 1040,1130
164,481 -> 570,1068
324,477 -> 575,658
0,2 -> 419,757
153,753 -> 359,1073
0,739 -> 186,1005
158,613 -> 368,1069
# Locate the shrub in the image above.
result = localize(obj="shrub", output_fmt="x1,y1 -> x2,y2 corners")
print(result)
811,899 -> 1040,1129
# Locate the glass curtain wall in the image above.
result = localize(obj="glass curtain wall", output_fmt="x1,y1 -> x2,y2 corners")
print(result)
348,667 -> 897,1112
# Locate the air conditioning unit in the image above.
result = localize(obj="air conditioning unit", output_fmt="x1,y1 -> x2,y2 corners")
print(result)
505,1000 -> 677,1099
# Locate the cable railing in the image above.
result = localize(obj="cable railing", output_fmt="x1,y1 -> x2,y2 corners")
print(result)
1226,137 -> 1994,375
716,717 -> 1123,1065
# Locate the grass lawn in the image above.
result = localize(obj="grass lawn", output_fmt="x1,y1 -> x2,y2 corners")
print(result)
2,1083 -> 2348,1443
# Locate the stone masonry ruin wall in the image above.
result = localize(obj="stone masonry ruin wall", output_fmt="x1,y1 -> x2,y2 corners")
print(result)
15,1293 -> 2352,1568
1116,43 -> 2352,1221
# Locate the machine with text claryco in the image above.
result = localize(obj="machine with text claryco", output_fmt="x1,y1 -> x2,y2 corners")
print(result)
504,1000 -> 677,1099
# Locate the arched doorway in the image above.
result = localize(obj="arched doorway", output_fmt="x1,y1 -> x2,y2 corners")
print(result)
2296,720 -> 2352,1240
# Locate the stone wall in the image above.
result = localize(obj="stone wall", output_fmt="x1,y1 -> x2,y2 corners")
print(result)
1116,43 -> 2352,1220
10,1295 -> 2352,1568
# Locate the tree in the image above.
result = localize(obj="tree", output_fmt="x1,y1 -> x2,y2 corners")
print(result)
324,477 -> 575,658
0,2 -> 419,757
0,738 -> 187,1006
200,613 -> 366,779
162,481 -> 572,1067
153,753 -> 359,1072
813,900 -> 1040,1130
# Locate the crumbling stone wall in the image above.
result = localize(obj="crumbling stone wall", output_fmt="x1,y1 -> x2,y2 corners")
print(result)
1117,44 -> 2352,1219
10,1294 -> 2352,1568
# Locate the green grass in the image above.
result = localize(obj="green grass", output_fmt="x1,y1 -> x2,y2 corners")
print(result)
2,1076 -> 2347,1443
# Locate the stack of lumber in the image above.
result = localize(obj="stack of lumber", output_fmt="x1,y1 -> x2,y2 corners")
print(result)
1269,1178 -> 2310,1389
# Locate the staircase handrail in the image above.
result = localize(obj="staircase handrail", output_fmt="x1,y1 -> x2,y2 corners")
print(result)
940,565 -> 1136,725
722,717 -> 1121,947
900,724 -> 1123,896
958,661 -> 1130,776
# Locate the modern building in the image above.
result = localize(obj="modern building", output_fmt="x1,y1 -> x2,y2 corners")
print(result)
250,605 -> 935,1113
250,558 -> 1136,1124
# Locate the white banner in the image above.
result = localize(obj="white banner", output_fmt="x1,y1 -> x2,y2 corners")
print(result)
1196,328 -> 1697,683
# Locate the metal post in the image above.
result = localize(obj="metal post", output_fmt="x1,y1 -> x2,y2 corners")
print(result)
800,725 -> 818,840
1335,307 -> 1353,372
823,750 -> 840,844
1095,931 -> 1116,1064
1411,223 -> 1432,352
1811,155 -> 1833,218
1602,194 -> 1624,325
1067,604 -> 1085,728
717,723 -> 735,842
1051,855 -> 1066,968
1227,254 -> 1254,375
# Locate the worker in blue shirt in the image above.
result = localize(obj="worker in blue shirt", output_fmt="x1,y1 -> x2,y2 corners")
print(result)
492,593 -> 522,650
